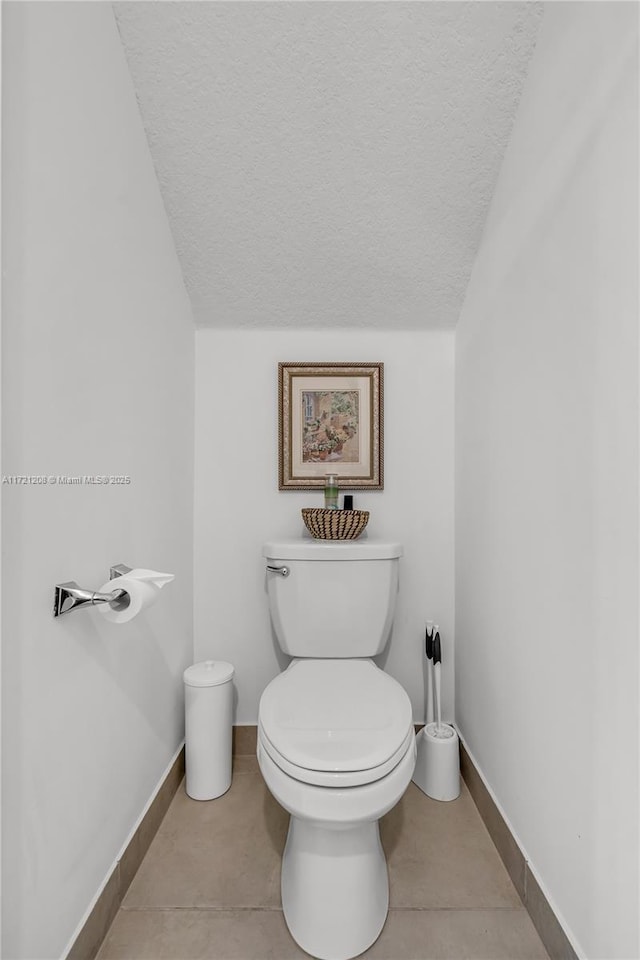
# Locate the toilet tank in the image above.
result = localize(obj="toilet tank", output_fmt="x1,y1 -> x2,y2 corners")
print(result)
262,538 -> 403,658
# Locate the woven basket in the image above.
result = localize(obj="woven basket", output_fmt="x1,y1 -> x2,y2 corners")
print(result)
301,507 -> 370,541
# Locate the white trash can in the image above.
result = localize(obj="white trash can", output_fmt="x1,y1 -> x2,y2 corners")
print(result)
184,660 -> 235,800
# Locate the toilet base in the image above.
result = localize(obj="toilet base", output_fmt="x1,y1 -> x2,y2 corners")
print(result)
281,816 -> 388,960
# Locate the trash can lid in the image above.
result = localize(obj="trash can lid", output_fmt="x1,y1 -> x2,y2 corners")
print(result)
184,660 -> 235,688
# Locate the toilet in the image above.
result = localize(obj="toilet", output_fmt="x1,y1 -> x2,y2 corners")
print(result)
258,538 -> 416,960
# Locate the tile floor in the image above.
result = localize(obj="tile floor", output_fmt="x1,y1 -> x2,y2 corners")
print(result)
97,756 -> 549,960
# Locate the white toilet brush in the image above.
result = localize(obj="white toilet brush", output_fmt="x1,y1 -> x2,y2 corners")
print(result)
412,622 -> 461,801
433,627 -> 443,736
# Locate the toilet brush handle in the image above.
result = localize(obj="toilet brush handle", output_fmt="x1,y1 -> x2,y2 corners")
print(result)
434,663 -> 442,732
433,630 -> 442,732
432,630 -> 441,666
425,622 -> 435,724
425,622 -> 434,660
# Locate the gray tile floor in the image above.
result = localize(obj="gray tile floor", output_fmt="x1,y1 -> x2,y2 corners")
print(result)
98,756 -> 549,959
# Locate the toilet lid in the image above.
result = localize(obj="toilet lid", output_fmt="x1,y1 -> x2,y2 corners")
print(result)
258,659 -> 413,774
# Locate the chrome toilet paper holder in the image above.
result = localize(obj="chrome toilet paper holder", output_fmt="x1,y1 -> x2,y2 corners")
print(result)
53,564 -> 132,618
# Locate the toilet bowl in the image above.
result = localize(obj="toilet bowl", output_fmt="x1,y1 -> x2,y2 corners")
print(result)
258,657 -> 416,960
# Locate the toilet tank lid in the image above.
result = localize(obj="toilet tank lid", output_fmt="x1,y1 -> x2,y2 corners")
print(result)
262,538 -> 402,561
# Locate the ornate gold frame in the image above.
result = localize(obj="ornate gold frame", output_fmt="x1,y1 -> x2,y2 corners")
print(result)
278,362 -> 384,490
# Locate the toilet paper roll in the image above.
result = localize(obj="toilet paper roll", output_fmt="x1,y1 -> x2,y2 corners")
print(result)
97,569 -> 173,624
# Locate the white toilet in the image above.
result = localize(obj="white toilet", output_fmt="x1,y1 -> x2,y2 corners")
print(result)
258,538 -> 416,960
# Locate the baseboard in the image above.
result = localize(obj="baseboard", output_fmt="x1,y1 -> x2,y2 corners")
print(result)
64,745 -> 185,960
459,738 -> 580,960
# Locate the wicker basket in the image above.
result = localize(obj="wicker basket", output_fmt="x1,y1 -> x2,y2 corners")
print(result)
301,507 -> 370,541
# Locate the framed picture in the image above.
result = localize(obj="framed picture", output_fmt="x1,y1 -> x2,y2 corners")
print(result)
278,362 -> 383,490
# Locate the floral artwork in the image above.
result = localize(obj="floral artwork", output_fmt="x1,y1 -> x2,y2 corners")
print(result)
278,363 -> 383,490
301,390 -> 359,463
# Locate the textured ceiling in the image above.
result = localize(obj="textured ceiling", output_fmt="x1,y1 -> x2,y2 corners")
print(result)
114,1 -> 542,329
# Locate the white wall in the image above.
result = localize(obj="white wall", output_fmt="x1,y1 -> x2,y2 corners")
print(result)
195,330 -> 454,725
456,4 -> 638,959
1,4 -> 194,958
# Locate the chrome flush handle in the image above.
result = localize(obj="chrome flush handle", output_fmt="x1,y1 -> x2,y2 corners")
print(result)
266,564 -> 290,578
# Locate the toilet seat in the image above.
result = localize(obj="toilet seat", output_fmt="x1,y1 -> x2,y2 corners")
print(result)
258,659 -> 413,787
258,723 -> 415,788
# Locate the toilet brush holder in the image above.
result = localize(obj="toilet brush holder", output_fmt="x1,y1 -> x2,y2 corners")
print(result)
412,723 -> 460,801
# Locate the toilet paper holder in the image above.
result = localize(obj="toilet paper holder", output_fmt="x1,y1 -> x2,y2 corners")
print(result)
53,564 -> 132,618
